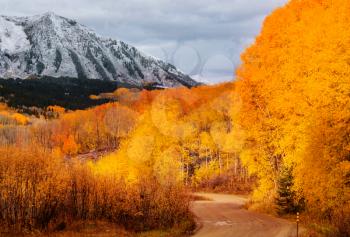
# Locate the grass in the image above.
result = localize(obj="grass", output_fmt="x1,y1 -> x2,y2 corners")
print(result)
1,220 -> 194,237
136,228 -> 189,237
188,194 -> 213,201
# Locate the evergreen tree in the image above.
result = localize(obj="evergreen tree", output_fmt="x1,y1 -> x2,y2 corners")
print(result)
276,166 -> 303,215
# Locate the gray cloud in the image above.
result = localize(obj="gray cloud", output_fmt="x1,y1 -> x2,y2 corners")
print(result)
1,0 -> 288,84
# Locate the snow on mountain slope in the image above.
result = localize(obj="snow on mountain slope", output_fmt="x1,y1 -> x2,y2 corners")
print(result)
0,12 -> 198,87
0,17 -> 30,54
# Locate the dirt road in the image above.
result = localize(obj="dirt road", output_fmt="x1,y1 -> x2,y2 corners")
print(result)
192,193 -> 298,237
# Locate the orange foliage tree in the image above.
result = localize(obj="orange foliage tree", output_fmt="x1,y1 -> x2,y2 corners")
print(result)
234,0 -> 350,231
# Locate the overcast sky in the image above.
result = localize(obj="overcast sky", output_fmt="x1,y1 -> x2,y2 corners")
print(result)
1,0 -> 288,84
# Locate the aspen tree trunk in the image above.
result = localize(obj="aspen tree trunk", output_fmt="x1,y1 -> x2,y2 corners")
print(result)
218,152 -> 222,174
96,120 -> 100,148
226,153 -> 229,170
186,162 -> 189,186
205,148 -> 208,170
235,156 -> 238,176
206,148 -> 209,188
181,155 -> 184,184
116,112 -> 121,148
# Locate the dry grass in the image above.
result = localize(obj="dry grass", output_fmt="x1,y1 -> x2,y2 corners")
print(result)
188,194 -> 213,201
1,221 -> 132,237
1,220 -> 193,237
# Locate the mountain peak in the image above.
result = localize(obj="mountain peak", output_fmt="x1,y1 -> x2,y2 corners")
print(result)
37,12 -> 67,22
42,11 -> 56,17
0,13 -> 198,87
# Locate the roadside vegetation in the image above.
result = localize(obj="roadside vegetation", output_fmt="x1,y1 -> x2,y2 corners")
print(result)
0,0 -> 349,236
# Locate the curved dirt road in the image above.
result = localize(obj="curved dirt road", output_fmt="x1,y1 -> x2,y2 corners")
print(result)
192,193 -> 297,237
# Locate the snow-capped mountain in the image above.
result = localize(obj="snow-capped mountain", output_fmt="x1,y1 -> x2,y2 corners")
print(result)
0,12 -> 198,87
